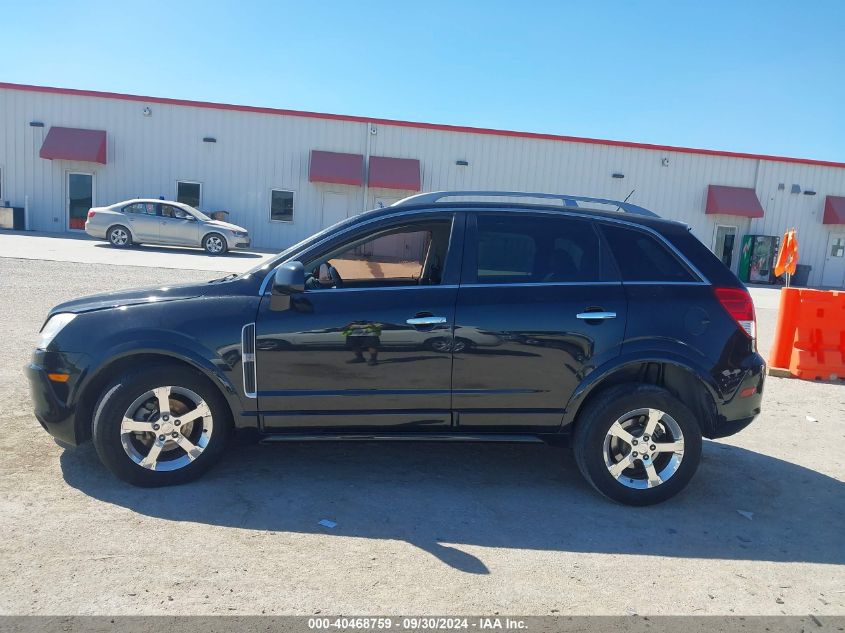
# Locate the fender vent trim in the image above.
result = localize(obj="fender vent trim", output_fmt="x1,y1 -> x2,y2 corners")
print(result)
241,322 -> 257,398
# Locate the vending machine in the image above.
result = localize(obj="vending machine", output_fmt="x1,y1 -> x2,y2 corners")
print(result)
738,235 -> 780,284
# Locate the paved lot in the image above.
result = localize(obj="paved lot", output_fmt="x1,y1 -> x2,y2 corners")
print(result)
0,248 -> 843,616
0,230 -> 275,273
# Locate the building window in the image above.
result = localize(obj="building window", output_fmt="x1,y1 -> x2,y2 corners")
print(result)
270,189 -> 294,222
176,181 -> 202,208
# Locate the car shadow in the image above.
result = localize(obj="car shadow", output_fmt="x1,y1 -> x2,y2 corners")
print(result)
59,440 -> 845,574
93,243 -> 266,259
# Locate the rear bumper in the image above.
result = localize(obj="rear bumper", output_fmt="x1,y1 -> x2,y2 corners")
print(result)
710,352 -> 765,439
84,223 -> 106,239
26,350 -> 91,446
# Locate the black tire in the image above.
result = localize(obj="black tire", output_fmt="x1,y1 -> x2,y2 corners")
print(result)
92,363 -> 231,486
107,225 -> 132,248
573,383 -> 702,506
202,232 -> 228,255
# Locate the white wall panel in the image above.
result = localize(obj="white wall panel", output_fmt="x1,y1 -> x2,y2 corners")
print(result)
2,86 -> 844,286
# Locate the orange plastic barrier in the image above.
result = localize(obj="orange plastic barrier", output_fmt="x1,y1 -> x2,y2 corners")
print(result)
768,287 -> 845,380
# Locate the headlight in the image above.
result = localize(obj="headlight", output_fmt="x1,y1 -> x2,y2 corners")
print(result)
232,231 -> 248,237
38,313 -> 76,350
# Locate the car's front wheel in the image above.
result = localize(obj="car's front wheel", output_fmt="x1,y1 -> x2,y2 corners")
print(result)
108,225 -> 132,248
203,233 -> 228,255
573,384 -> 702,505
92,364 -> 231,486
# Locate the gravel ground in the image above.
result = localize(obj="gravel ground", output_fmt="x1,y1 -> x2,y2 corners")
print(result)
0,257 -> 843,616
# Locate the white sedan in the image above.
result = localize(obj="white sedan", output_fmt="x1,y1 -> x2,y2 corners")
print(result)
85,198 -> 250,255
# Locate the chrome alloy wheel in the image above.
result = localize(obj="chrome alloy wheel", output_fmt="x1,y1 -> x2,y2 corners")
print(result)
205,235 -> 224,253
110,228 -> 129,246
119,386 -> 213,471
602,408 -> 685,490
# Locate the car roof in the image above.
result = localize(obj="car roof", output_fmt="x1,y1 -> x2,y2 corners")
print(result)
356,201 -> 689,234
110,198 -> 189,207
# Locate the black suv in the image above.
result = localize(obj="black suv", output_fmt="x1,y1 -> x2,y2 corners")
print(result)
27,191 -> 765,505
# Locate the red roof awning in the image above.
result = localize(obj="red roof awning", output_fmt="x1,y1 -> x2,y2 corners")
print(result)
309,150 -> 364,186
368,156 -> 421,191
705,185 -> 764,218
39,127 -> 107,164
823,196 -> 845,225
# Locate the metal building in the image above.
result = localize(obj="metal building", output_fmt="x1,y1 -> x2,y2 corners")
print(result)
1,81 -> 844,288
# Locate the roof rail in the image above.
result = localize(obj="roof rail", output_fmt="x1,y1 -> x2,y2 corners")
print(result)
391,190 -> 660,218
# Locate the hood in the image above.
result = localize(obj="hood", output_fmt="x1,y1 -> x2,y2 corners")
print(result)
205,219 -> 248,232
48,281 -> 210,317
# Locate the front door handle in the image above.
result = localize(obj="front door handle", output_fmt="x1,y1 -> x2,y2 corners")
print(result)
406,316 -> 448,326
576,311 -> 617,320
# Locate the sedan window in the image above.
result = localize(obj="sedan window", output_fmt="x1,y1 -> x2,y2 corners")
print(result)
122,202 -> 157,215
162,205 -> 192,219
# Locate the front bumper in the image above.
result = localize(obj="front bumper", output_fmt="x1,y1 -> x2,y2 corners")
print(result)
232,237 -> 251,249
26,350 -> 91,446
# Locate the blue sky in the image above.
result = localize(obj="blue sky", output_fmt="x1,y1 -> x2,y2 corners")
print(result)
5,0 -> 845,161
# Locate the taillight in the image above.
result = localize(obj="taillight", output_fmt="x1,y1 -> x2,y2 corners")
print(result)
715,287 -> 756,340
87,210 -> 96,219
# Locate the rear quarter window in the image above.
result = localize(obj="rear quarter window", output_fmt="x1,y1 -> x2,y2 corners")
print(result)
600,223 -> 696,283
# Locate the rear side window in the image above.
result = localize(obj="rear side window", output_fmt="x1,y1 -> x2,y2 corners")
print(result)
600,224 -> 696,282
123,202 -> 157,215
474,214 -> 601,283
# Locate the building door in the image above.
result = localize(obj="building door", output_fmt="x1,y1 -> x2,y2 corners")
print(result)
321,191 -> 348,229
67,172 -> 94,231
821,234 -> 845,288
713,225 -> 738,272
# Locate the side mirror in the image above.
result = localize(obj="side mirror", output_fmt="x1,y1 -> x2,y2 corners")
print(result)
272,261 -> 305,295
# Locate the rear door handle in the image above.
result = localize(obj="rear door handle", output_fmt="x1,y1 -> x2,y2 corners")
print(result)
406,316 -> 448,326
576,311 -> 617,320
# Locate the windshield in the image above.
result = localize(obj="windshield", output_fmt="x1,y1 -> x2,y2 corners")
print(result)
185,205 -> 211,221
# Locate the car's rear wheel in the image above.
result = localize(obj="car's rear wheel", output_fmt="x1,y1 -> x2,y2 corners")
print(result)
108,225 -> 132,248
203,233 -> 227,255
92,364 -> 231,486
573,384 -> 702,505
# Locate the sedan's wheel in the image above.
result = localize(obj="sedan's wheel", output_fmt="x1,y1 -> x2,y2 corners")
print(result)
92,364 -> 231,486
108,225 -> 132,248
573,384 -> 702,505
203,233 -> 227,255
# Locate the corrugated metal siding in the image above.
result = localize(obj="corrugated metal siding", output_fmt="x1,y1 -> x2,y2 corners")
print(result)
2,87 -> 845,286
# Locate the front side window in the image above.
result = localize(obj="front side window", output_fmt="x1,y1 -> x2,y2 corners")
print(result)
600,223 -> 696,282
270,190 -> 294,222
176,181 -> 201,208
123,202 -> 157,215
162,204 -> 192,219
474,214 -> 601,284
304,219 -> 453,290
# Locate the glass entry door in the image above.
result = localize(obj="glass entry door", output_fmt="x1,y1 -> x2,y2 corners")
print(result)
713,225 -> 738,271
67,172 -> 93,230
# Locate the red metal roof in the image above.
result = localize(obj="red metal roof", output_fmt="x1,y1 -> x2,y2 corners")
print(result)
39,126 -> 107,164
309,150 -> 364,186
823,196 -> 845,225
705,185 -> 765,219
368,157 -> 421,191
5,82 -> 845,170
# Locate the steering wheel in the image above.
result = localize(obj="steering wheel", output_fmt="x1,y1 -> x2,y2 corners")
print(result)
326,264 -> 343,288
